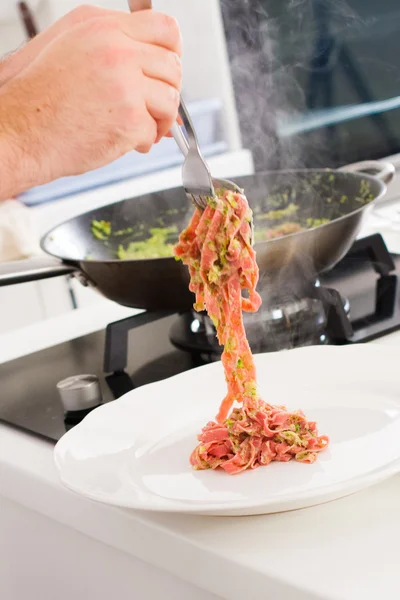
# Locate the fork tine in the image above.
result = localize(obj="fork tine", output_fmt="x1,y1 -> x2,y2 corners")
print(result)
172,98 -> 255,245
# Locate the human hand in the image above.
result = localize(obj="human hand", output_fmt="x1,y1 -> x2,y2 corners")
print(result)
0,7 -> 182,197
0,3 -> 152,85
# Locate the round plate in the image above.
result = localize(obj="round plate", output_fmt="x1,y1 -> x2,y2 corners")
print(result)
54,345 -> 400,516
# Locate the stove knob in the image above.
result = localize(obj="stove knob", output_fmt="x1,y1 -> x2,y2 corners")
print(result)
57,374 -> 103,412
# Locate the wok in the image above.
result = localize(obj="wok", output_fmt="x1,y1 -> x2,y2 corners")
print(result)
0,160 -> 394,311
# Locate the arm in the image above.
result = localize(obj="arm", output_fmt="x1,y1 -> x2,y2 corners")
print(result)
0,85 -> 43,199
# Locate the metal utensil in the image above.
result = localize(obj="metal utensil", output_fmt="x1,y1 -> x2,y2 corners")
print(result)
125,1 -> 212,211
175,98 -> 214,211
176,98 -> 240,209
127,0 -> 152,10
172,100 -> 254,242
171,104 -> 240,199
126,1 -> 252,234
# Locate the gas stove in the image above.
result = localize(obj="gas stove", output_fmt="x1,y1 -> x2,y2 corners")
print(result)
1,233 -> 400,444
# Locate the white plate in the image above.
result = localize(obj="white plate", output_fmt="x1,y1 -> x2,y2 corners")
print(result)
54,344 -> 400,516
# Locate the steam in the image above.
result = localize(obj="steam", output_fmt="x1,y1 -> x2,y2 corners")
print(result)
220,0 -> 365,171
217,1 -> 366,351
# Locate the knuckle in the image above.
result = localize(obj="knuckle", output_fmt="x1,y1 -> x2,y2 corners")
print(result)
156,49 -> 182,88
160,14 -> 181,52
169,51 -> 182,83
156,86 -> 179,119
136,121 -> 158,152
168,84 -> 180,108
135,142 -> 152,154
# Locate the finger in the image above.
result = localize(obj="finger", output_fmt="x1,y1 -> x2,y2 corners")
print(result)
120,11 -> 182,55
133,113 -> 158,154
164,116 -> 184,138
145,79 -> 180,141
138,42 -> 182,89
164,115 -> 184,138
29,5 -> 107,51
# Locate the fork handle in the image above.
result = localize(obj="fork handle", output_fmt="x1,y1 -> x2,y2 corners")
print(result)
171,121 -> 189,157
127,0 -> 152,9
172,97 -> 208,159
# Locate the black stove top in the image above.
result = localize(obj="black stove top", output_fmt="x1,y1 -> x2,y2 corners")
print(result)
1,233 -> 400,444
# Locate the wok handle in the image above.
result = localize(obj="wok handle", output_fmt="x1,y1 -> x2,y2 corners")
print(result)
339,160 -> 395,186
0,256 -> 76,287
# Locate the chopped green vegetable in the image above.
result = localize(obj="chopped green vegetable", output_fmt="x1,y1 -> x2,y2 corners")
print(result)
208,264 -> 222,283
91,220 -> 111,240
295,450 -> 312,461
280,430 -> 304,446
210,315 -> 219,328
116,226 -> 178,259
305,218 -> 330,228
257,202 -> 299,222
113,227 -> 133,237
225,338 -> 237,352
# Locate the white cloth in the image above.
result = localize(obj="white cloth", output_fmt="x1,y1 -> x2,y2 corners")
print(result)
0,199 -> 40,262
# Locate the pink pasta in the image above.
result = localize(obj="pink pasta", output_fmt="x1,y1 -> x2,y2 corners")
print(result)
175,189 -> 329,474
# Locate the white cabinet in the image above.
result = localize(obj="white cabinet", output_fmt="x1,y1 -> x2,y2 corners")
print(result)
0,496 -> 222,600
0,278 -> 74,334
0,283 -> 44,333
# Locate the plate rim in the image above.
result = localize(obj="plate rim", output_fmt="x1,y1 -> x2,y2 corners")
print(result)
54,344 -> 400,515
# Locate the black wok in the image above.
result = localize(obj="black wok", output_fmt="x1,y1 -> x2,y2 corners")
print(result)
0,160 -> 394,311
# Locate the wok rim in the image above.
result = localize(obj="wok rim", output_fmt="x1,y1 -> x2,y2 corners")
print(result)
40,168 -> 387,265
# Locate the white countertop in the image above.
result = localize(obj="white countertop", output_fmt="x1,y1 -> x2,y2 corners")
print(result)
2,331 -> 400,600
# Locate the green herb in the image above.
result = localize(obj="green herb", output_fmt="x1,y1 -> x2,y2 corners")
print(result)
91,220 -> 111,240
